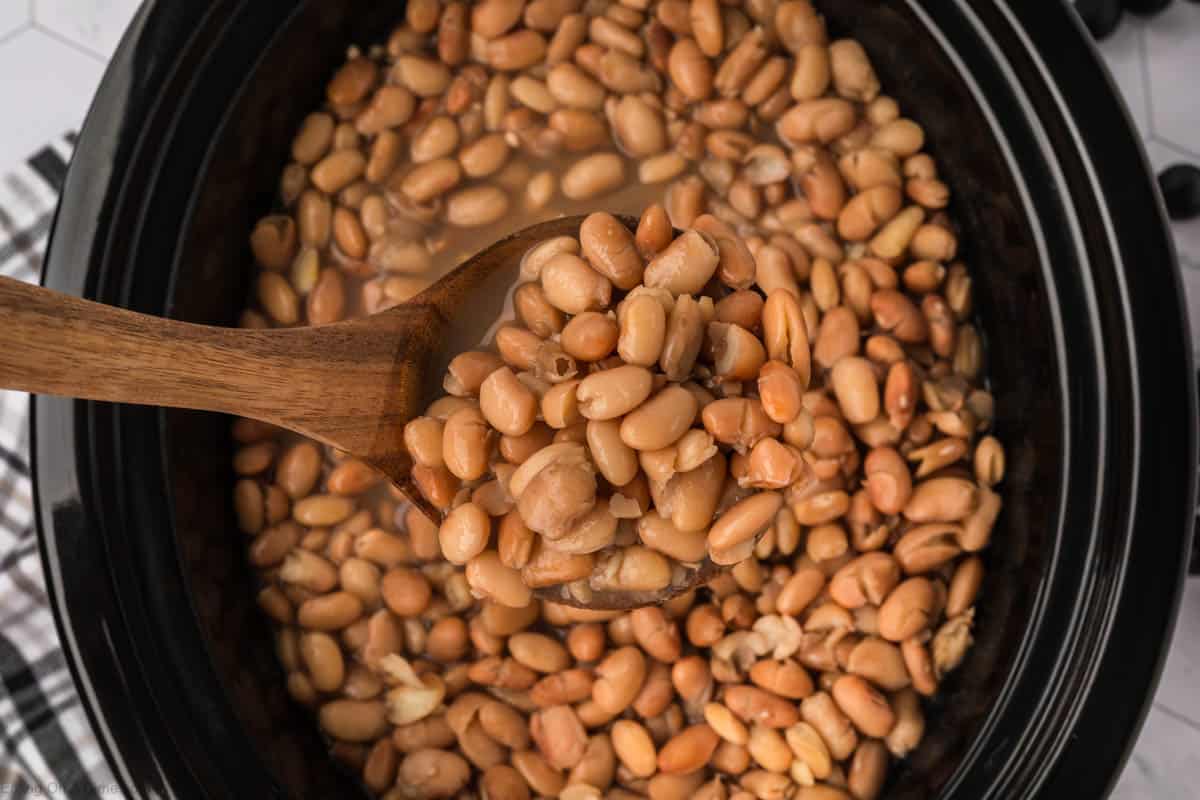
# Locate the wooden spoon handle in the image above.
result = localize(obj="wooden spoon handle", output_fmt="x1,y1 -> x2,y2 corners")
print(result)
0,275 -> 270,410
0,276 -> 438,453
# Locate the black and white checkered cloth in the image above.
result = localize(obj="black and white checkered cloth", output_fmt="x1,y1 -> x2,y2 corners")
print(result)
0,136 -> 120,798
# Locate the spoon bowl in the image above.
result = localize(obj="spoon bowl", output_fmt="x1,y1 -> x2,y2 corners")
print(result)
0,213 -> 719,609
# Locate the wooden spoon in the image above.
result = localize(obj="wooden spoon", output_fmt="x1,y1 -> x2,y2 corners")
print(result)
0,215 -> 719,609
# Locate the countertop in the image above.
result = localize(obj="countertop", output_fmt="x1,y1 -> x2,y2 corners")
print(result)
0,1 -> 1195,797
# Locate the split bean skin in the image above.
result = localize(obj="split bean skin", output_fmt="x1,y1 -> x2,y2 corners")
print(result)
242,3 -> 1005,798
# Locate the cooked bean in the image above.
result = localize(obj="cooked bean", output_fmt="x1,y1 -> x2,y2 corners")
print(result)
577,365 -> 654,420
356,86 -> 416,135
561,312 -> 619,362
903,477 -> 977,522
831,675 -> 895,738
549,108 -> 610,152
547,62 -> 606,109
401,158 -> 462,204
640,151 -> 689,184
785,721 -> 832,782
351,525 -> 410,568
292,113 -> 335,166
713,27 -> 767,97
762,290 -> 812,387
617,293 -> 668,367
636,512 -> 707,563
615,95 -> 668,157
974,435 -> 1005,487
893,523 -> 963,574
500,424 -> 555,466
293,494 -> 354,526
664,174 -> 707,228
518,459 -> 597,537
281,549 -> 338,592
755,361 -> 802,425
541,253 -> 613,314
799,692 -> 857,761
658,723 -> 720,774
580,419 -> 638,488
644,231 -> 720,296
479,367 -> 538,437
947,555 -> 984,617
778,98 -> 856,144
700,739 -> 745,779
846,638 -> 909,692
837,185 -> 902,242
607,719 -> 656,779
327,459 -> 378,496
828,553 -> 900,611
702,397 -> 782,453
327,57 -> 377,106
411,116 -> 460,163
660,294 -> 707,381
901,637 -> 937,697
791,43 -> 831,101
562,153 -> 626,199
590,545 -> 672,591
396,749 -> 471,798
592,646 -> 647,716
311,149 -> 366,194
708,492 -> 783,552
710,322 -> 767,381
446,185 -> 510,227
871,118 -> 925,157
960,485 -> 1001,551
878,578 -> 935,642
257,272 -> 300,325
884,688 -> 925,758
510,74 -> 558,114
746,724 -> 792,773
513,284 -> 565,339
724,685 -> 799,729
748,659 -> 814,700
620,386 -> 699,450
668,39 -> 713,101
581,212 -> 644,290
301,631 -> 345,692
442,407 -> 493,481
439,502 -> 491,565
321,699 -> 388,742
467,551 -> 533,608
379,570 -> 432,620
486,29 -> 548,70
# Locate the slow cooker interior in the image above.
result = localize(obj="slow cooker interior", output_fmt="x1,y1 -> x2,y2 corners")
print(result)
164,1 -> 1060,796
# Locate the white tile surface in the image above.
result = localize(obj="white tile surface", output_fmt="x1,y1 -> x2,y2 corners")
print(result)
0,2 -> 1192,798
0,26 -> 110,169
1144,140 -> 1200,350
1157,581 -> 1200,725
0,3 -> 31,41
1111,702 -> 1200,800
1143,2 -> 1200,159
1095,18 -> 1151,137
33,0 -> 140,61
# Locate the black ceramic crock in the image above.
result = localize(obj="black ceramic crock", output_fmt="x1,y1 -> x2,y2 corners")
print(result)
33,1 -> 1197,798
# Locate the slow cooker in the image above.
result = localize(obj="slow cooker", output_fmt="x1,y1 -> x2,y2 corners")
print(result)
33,1 -> 1197,798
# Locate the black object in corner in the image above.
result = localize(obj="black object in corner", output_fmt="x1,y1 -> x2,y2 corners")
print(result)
1160,165 -> 1200,221
1076,0 -> 1124,37
1125,0 -> 1174,15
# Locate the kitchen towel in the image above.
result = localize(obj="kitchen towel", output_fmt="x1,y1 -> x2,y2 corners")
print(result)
0,134 -> 119,799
